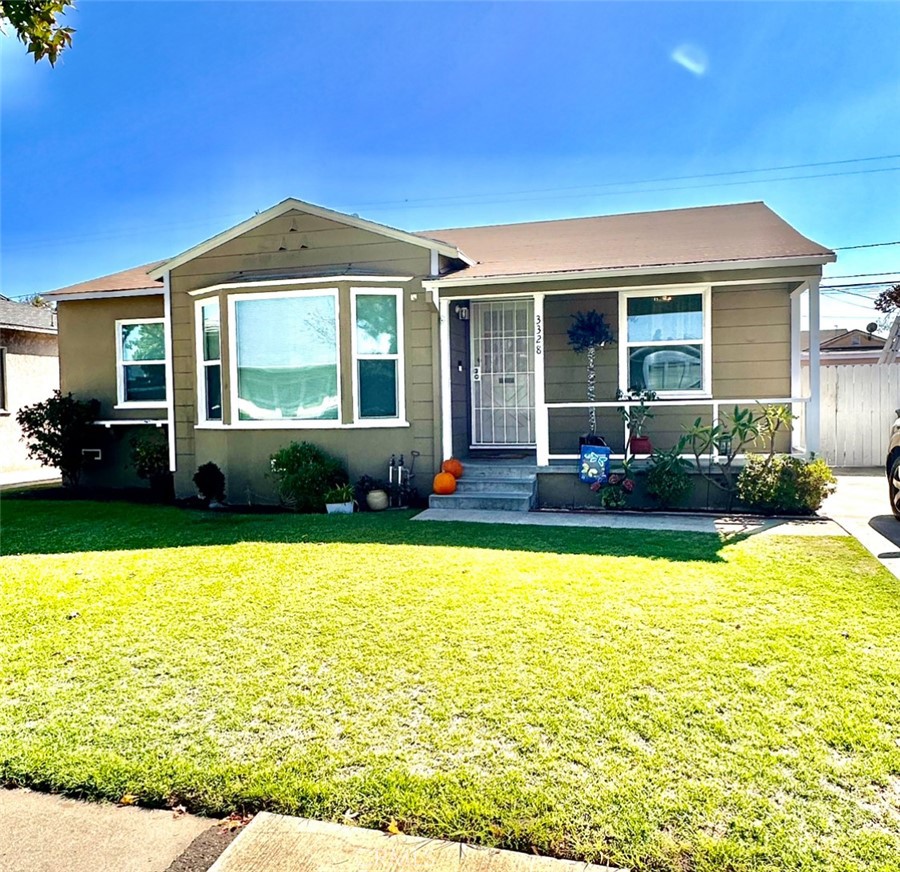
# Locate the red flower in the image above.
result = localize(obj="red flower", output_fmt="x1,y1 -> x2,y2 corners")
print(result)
608,473 -> 622,486
622,478 -> 635,493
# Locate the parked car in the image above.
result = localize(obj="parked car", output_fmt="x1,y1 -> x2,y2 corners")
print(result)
887,409 -> 900,519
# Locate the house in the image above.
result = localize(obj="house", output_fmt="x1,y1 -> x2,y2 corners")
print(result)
801,327 -> 895,365
0,299 -> 59,484
43,198 -> 834,507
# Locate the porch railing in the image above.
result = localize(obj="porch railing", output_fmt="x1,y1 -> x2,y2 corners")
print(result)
538,396 -> 810,466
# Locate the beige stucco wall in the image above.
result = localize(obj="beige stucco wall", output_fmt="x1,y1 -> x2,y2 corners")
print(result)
57,295 -> 166,419
0,329 -> 59,479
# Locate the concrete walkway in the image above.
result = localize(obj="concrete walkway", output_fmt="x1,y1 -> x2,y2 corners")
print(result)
824,469 -> 900,579
210,812 -> 619,872
413,507 -> 846,538
0,788 -> 216,872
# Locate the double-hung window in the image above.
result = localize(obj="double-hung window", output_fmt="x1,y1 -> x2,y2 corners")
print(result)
620,288 -> 710,396
232,291 -> 340,421
198,300 -> 222,421
352,289 -> 404,421
116,318 -> 167,407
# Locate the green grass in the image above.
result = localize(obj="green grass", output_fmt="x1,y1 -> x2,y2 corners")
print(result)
1,499 -> 899,871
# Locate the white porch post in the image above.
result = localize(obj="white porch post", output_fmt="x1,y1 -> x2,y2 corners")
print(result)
533,292 -> 549,466
790,281 -> 807,454
439,297 -> 453,462
807,277 -> 821,455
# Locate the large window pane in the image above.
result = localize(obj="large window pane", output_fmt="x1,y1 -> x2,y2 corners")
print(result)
122,323 -> 165,361
628,344 -> 703,393
358,359 -> 398,418
235,295 -> 338,420
356,294 -> 397,354
201,303 -> 220,361
627,294 -> 702,343
124,364 -> 166,402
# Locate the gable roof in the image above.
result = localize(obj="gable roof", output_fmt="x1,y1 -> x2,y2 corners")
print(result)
45,262 -> 166,299
419,201 -> 834,283
146,198 -> 471,280
820,328 -> 885,350
0,298 -> 57,333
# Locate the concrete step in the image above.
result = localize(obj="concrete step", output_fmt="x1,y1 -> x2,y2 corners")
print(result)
429,492 -> 534,512
455,477 -> 535,494
459,463 -> 537,478
210,812 -> 619,871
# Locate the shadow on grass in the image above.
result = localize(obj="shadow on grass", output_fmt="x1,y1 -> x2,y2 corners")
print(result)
1,497 -> 731,563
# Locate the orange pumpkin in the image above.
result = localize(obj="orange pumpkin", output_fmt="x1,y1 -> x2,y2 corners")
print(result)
433,471 -> 457,495
441,457 -> 464,479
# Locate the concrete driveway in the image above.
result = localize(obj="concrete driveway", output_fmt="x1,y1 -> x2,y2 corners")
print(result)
824,468 -> 900,579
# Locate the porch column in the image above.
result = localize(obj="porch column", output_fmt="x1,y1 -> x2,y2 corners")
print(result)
790,281 -> 806,454
533,292 -> 549,466
439,297 -> 453,463
806,277 -> 821,455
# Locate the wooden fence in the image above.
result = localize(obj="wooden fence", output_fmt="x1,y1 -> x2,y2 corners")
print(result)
803,363 -> 900,468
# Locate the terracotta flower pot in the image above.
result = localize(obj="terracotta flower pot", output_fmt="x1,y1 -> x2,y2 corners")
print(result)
630,435 -> 652,455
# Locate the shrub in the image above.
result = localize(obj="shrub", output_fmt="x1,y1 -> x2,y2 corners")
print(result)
15,391 -> 100,487
646,444 -> 692,508
269,441 -> 348,513
130,431 -> 169,480
193,462 -> 226,503
737,454 -> 836,515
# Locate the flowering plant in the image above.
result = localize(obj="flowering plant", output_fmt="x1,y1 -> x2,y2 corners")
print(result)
590,461 -> 635,509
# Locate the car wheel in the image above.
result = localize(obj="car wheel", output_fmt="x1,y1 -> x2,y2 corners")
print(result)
891,457 -> 900,520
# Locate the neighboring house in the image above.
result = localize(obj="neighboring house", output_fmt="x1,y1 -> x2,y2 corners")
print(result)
0,299 -> 59,483
43,198 -> 834,506
801,327 -> 894,365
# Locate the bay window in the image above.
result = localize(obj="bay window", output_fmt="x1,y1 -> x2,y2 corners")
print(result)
620,288 -> 710,395
116,318 -> 167,407
352,289 -> 404,421
232,291 -> 340,421
197,300 -> 222,422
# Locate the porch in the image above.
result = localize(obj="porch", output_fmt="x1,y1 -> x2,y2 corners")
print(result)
435,278 -> 821,470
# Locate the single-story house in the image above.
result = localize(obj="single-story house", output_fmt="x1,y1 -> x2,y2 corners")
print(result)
43,198 -> 834,507
0,299 -> 59,484
801,327 -> 896,365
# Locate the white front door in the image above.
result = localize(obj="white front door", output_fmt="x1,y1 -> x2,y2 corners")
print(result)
470,298 -> 536,446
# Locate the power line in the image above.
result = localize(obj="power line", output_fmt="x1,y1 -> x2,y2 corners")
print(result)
834,240 -> 900,251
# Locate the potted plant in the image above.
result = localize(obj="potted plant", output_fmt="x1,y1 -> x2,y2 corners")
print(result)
567,310 -> 615,446
617,388 -> 656,455
355,475 -> 389,511
324,483 -> 355,514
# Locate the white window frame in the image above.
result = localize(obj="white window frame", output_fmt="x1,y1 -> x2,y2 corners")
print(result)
226,288 -> 343,429
618,286 -> 712,398
195,298 -> 223,425
350,287 -> 407,425
115,317 -> 168,409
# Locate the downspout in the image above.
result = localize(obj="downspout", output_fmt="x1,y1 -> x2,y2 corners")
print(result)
163,270 -> 177,473
806,277 -> 821,456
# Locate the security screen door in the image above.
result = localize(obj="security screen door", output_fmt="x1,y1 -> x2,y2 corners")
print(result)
470,298 -> 536,446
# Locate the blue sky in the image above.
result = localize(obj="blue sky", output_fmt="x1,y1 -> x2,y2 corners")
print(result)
2,1 -> 899,328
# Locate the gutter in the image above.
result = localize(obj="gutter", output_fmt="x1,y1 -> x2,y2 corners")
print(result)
423,254 -> 836,290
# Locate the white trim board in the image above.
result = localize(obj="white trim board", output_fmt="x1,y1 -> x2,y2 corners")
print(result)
188,275 -> 415,297
45,288 -> 163,302
423,255 -> 833,290
149,198 -> 472,280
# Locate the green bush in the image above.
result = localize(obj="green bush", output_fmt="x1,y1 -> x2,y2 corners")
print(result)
269,441 -> 348,513
193,462 -> 226,503
737,454 -> 836,515
130,431 -> 169,480
646,444 -> 692,508
15,391 -> 100,487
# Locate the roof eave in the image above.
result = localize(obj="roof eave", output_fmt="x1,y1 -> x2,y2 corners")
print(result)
44,287 -> 164,302
425,253 -> 836,289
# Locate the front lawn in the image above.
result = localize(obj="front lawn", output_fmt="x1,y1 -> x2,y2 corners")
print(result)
1,499 -> 899,871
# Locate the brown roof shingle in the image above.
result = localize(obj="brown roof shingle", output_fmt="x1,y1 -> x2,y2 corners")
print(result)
45,261 -> 166,297
418,201 -> 833,281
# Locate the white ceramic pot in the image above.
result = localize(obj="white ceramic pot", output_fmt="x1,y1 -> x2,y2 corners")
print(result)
366,489 -> 389,511
326,501 -> 354,514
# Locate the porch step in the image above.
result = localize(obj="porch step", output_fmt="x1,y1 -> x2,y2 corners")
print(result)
429,460 -> 538,512
428,492 -> 534,512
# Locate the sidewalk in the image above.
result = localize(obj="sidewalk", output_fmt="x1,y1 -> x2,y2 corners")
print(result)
0,789 -> 225,872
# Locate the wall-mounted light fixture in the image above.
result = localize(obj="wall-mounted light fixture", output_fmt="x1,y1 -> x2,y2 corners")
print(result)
454,305 -> 469,320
